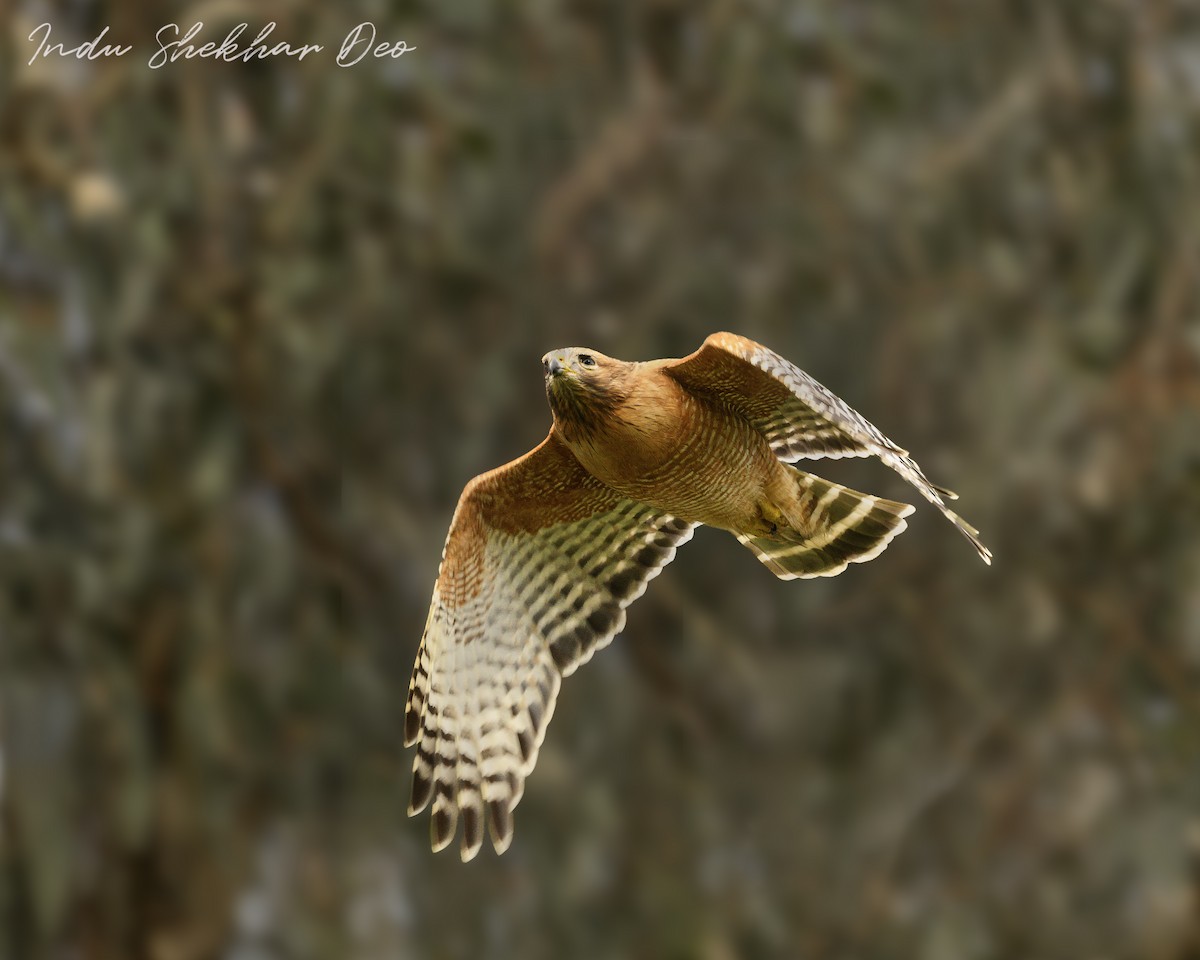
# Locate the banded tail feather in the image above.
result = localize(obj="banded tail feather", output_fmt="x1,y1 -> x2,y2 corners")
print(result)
738,468 -> 914,579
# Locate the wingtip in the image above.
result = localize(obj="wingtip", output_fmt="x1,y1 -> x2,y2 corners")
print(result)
932,482 -> 960,501
430,807 -> 456,853
460,838 -> 483,863
459,805 -> 484,862
958,517 -> 993,566
408,770 -> 433,816
491,829 -> 514,856
487,798 -> 515,855
942,507 -> 992,566
403,701 -> 421,746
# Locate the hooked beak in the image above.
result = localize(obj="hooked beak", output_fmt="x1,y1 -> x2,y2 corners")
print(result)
544,354 -> 564,377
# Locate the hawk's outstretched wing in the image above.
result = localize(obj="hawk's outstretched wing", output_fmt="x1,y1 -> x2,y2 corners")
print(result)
404,433 -> 695,861
661,332 -> 991,564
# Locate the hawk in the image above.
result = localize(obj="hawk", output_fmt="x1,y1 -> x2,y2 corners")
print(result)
404,332 -> 990,860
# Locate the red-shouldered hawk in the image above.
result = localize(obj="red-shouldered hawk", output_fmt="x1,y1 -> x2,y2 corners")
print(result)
405,332 -> 991,860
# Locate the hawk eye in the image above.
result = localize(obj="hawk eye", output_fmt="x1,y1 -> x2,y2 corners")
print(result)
578,354 -> 596,367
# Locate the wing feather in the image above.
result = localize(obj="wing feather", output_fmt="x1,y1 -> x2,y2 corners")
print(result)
404,433 -> 695,860
662,332 -> 991,564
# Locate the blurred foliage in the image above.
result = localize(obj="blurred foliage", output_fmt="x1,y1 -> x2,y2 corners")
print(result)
2,0 -> 1200,958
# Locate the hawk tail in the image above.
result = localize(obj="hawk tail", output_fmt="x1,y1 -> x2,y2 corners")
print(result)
738,469 -> 914,579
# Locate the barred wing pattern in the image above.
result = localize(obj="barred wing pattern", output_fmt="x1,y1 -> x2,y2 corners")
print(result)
663,332 -> 992,564
404,435 -> 695,861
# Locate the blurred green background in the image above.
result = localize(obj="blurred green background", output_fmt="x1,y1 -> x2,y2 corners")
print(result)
2,1 -> 1199,958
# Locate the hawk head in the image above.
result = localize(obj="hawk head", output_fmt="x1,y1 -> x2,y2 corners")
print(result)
542,347 -> 629,437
